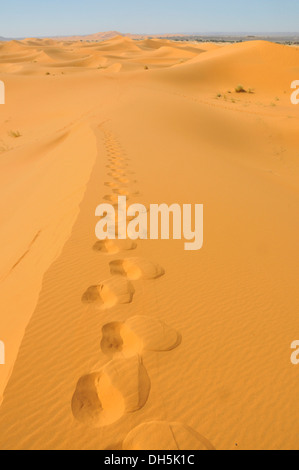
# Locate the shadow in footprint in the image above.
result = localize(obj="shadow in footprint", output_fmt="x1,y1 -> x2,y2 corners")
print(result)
82,277 -> 135,309
93,239 -> 137,255
103,194 -> 122,204
104,181 -> 119,189
115,177 -> 130,184
109,258 -> 165,280
112,188 -> 130,196
72,371 -> 125,428
101,315 -> 181,359
101,321 -> 143,359
104,442 -> 123,450
72,357 -> 151,428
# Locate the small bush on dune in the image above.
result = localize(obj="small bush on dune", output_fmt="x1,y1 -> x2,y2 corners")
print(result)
0,141 -> 10,152
8,130 -> 21,138
235,85 -> 246,93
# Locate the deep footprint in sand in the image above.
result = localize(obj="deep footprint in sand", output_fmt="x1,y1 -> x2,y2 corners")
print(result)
104,181 -> 120,189
109,258 -> 165,280
108,155 -> 125,161
108,171 -> 127,179
93,239 -> 137,255
112,188 -> 130,196
82,277 -> 135,309
106,162 -> 128,171
101,315 -> 181,359
105,180 -> 128,189
103,194 -> 121,204
72,357 -> 151,428
123,421 -> 215,450
115,176 -> 130,184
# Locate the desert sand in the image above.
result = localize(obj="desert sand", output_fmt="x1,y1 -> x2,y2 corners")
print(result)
0,35 -> 299,450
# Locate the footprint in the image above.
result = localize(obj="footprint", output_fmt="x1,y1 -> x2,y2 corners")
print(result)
112,188 -> 130,196
101,315 -> 181,359
101,321 -> 143,359
109,258 -> 165,280
82,277 -> 135,308
109,155 -> 125,161
103,194 -> 124,204
122,421 -> 215,450
126,316 -> 181,352
105,356 -> 151,414
72,371 -> 125,428
93,239 -> 137,255
105,209 -> 136,225
104,181 -> 119,189
72,357 -> 151,428
107,162 -> 128,170
115,177 -> 130,184
108,171 -> 127,179
108,157 -> 124,164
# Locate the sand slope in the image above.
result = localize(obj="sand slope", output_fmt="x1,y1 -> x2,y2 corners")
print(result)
0,37 -> 298,450
0,124 -> 97,400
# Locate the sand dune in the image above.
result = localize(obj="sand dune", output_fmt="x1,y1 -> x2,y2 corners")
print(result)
164,40 -> 299,93
0,36 -> 298,450
0,36 -> 206,74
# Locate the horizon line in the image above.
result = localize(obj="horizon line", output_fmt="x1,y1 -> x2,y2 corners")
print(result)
2,31 -> 299,40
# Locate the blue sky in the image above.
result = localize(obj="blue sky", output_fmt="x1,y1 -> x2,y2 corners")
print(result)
0,0 -> 298,37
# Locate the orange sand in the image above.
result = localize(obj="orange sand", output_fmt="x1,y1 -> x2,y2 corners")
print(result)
0,36 -> 299,450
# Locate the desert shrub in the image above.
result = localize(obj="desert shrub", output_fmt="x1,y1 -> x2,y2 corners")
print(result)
235,85 -> 247,93
8,130 -> 21,138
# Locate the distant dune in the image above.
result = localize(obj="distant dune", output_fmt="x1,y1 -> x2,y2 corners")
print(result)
2,31 -> 299,44
53,31 -> 201,42
0,35 -> 299,450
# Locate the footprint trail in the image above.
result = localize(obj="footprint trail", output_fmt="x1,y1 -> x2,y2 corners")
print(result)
71,126 -> 212,449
